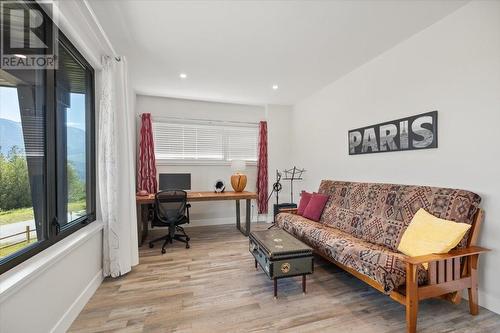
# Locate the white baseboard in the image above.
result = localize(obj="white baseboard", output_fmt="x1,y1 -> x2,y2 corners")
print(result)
479,290 -> 500,315
51,269 -> 104,333
259,214 -> 274,223
462,289 -> 500,315
184,216 -> 264,227
181,213 -> 273,227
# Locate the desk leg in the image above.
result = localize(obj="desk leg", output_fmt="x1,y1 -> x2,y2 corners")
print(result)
245,199 -> 251,236
137,203 -> 142,246
137,203 -> 149,246
143,205 -> 149,244
236,200 -> 241,231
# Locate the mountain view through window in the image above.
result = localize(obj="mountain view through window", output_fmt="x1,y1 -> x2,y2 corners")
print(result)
0,84 -> 87,259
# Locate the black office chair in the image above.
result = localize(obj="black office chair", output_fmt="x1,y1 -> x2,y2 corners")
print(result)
149,190 -> 191,254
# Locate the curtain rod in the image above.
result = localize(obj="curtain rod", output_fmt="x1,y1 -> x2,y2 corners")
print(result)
138,114 -> 260,126
103,55 -> 122,62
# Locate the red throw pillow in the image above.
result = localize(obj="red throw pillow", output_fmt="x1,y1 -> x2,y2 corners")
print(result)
297,191 -> 313,215
303,193 -> 329,222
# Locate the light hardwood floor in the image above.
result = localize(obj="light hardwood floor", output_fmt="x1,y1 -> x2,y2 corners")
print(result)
70,223 -> 500,333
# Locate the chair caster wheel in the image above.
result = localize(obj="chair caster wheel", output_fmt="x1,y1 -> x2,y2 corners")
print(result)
186,244 -> 190,249
149,243 -> 154,248
161,248 -> 166,254
186,237 -> 190,241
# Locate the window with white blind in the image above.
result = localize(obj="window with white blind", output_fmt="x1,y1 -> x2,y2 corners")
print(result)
153,121 -> 258,162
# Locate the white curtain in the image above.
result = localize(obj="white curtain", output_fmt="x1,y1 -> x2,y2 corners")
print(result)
98,56 -> 139,277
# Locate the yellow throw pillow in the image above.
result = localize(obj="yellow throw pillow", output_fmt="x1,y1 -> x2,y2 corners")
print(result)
397,208 -> 471,268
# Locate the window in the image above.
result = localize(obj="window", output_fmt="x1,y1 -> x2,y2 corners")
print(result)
56,38 -> 94,227
0,2 -> 95,273
153,121 -> 258,162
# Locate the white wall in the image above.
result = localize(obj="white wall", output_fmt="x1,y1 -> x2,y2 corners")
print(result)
291,1 -> 500,313
136,95 -> 292,225
154,163 -> 258,225
0,226 -> 103,333
267,104 -> 294,218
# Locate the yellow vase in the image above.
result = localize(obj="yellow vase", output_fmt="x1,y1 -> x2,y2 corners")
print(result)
231,173 -> 247,192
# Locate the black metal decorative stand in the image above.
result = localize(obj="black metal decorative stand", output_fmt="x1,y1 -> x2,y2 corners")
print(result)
266,166 -> 306,229
271,170 -> 283,206
282,166 -> 305,203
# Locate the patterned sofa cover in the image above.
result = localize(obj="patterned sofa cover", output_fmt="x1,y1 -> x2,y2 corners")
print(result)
276,180 -> 481,293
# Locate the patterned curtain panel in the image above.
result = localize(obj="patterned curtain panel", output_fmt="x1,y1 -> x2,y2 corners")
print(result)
257,121 -> 268,214
138,113 -> 157,193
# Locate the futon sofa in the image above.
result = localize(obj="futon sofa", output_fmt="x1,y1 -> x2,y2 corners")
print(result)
276,180 -> 489,333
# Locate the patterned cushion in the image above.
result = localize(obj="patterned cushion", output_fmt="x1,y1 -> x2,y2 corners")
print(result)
276,213 -> 427,293
317,180 -> 481,251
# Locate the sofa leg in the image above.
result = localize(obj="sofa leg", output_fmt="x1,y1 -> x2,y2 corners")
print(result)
406,262 -> 419,333
468,254 -> 479,315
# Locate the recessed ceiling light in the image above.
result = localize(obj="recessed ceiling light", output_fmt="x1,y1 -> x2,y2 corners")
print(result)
179,73 -> 187,79
272,84 -> 278,90
14,54 -> 26,59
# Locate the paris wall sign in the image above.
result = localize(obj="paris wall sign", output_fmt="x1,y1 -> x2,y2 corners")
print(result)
348,111 -> 438,155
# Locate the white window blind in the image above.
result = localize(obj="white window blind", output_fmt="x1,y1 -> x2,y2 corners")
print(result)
153,120 -> 258,162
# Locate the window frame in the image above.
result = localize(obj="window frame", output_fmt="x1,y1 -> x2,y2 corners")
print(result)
55,33 -> 96,231
0,4 -> 96,274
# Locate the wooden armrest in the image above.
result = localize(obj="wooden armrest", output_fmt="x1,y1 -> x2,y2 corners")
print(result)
403,246 -> 490,265
279,208 -> 298,214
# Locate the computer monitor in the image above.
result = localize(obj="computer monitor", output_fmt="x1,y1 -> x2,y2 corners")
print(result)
159,173 -> 191,191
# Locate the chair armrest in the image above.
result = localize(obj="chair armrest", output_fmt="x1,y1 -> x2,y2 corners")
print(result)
186,203 -> 191,222
279,208 -> 298,214
403,246 -> 490,265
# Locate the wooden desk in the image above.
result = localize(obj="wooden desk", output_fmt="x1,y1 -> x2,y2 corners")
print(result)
136,191 -> 258,246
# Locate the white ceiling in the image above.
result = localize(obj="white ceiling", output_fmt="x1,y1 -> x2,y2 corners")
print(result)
88,0 -> 466,105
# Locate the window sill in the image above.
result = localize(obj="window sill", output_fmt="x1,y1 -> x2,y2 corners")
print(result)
0,221 -> 104,303
156,160 -> 258,167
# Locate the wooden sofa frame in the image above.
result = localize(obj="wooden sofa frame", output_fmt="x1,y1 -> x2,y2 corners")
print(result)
279,207 -> 490,333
